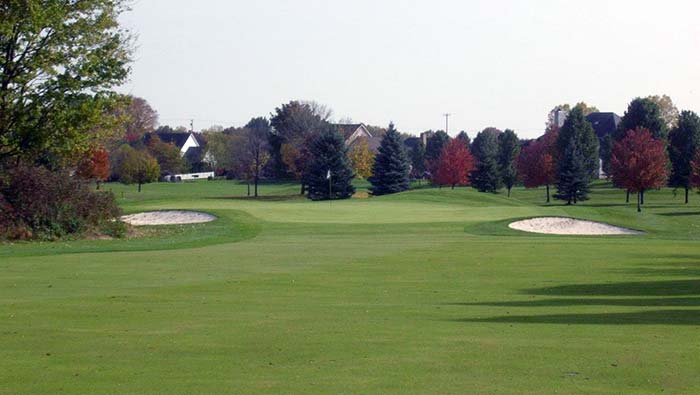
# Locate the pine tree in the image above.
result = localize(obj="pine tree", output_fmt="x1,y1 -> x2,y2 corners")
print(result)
303,128 -> 355,201
554,139 -> 590,204
555,107 -> 598,203
369,123 -> 411,196
668,110 -> 700,203
498,129 -> 520,197
470,128 -> 502,192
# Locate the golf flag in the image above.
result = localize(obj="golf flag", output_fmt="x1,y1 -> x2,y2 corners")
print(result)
326,170 -> 331,180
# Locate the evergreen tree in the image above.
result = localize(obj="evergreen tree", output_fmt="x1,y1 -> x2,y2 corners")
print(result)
470,128 -> 502,192
408,140 -> 426,179
369,123 -> 411,195
456,131 -> 471,147
555,107 -> 598,202
554,139 -> 590,204
668,110 -> 700,203
617,97 -> 668,140
303,127 -> 355,201
498,129 -> 520,197
424,130 -> 450,176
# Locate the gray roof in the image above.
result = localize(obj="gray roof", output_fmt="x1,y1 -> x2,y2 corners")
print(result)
586,112 -> 621,140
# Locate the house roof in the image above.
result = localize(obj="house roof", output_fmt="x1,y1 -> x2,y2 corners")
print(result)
349,136 -> 382,153
334,124 -> 366,140
586,112 -> 621,140
148,132 -> 194,148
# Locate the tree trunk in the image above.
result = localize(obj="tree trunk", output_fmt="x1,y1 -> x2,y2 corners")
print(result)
138,182 -> 142,193
300,183 -> 305,195
546,185 -> 550,203
640,190 -> 645,205
626,190 -> 630,203
247,181 -> 250,196
637,191 -> 641,212
507,187 -> 511,197
254,175 -> 259,197
96,181 -> 101,190
685,187 -> 689,204
451,184 -> 455,190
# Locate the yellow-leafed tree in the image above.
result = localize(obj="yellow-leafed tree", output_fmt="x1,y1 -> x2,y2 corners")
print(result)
349,138 -> 375,179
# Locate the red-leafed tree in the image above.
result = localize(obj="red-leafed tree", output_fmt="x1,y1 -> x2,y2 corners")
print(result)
517,127 -> 558,202
610,128 -> 668,212
435,139 -> 475,189
76,147 -> 111,189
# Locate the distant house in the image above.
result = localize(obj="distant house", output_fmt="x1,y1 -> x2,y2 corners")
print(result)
144,131 -> 214,180
335,123 -> 383,153
586,112 -> 621,179
147,131 -> 203,157
586,112 -> 621,140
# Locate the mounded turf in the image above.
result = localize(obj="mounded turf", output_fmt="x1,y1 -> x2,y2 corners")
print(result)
2,180 -> 700,394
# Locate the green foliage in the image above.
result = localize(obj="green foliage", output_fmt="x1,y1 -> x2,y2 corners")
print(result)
424,130 -> 450,165
117,146 -> 160,191
498,129 -> 520,196
668,110 -> 700,191
369,123 -> 410,195
470,128 -> 502,192
304,128 -> 355,200
270,101 -> 327,178
408,139 -> 426,177
146,135 -> 185,174
617,97 -> 668,140
0,0 -> 132,166
555,107 -> 598,203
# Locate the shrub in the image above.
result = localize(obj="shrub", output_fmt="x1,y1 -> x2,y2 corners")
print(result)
0,165 -> 123,240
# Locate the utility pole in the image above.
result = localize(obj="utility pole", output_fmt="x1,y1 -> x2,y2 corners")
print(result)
190,119 -> 194,133
443,113 -> 451,135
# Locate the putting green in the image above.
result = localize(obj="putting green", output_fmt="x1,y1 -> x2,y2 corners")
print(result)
1,180 -> 699,394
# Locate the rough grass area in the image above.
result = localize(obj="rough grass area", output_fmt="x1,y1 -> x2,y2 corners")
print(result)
2,180 -> 700,394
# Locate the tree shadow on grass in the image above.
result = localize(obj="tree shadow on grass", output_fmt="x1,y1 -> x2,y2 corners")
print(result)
658,211 -> 700,217
453,310 -> 700,325
523,279 -> 700,297
450,279 -> 700,326
207,195 -> 306,202
449,297 -> 700,308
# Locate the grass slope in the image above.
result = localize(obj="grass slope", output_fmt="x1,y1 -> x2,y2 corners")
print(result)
2,180 -> 700,394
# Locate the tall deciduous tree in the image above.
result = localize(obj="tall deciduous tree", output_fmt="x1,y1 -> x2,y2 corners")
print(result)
304,127 -> 355,201
435,139 -> 475,189
146,134 -> 184,175
0,0 -> 132,166
118,147 -> 160,192
234,118 -> 271,197
668,110 -> 700,204
470,128 -> 502,193
369,123 -> 411,196
517,128 -> 558,202
124,97 -> 158,143
555,107 -> 599,203
647,94 -> 679,130
498,129 -> 520,197
270,101 -> 327,191
76,147 -> 110,189
617,97 -> 668,140
408,140 -> 426,180
611,128 -> 669,212
348,138 -> 375,179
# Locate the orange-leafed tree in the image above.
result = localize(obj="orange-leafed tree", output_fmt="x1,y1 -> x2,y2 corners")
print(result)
76,147 -> 110,189
610,128 -> 668,212
435,139 -> 475,189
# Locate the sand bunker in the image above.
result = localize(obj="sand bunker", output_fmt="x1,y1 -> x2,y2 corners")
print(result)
508,217 -> 643,236
121,211 -> 216,226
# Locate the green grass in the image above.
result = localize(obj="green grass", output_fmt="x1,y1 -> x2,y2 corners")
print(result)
2,180 -> 700,394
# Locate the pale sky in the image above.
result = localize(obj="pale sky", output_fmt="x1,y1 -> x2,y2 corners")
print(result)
119,0 -> 700,138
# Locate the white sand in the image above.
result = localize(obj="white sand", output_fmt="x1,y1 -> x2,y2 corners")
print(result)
121,211 -> 217,226
508,217 -> 643,236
